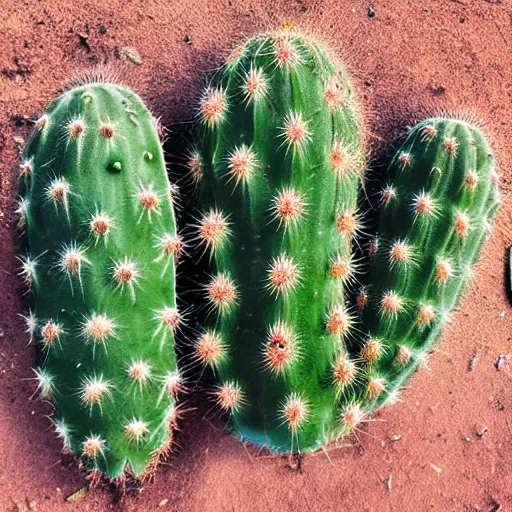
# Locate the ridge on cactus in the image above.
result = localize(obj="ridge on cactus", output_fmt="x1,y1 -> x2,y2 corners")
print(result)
17,79 -> 181,480
355,117 -> 500,410
193,27 -> 366,452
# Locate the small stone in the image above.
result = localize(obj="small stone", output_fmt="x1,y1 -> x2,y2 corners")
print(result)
159,498 -> 169,507
368,6 -> 375,17
122,47 -> 142,65
184,35 -> 192,45
390,434 -> 402,442
99,25 -> 107,34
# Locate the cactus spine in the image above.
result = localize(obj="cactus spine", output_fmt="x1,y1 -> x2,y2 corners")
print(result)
356,118 -> 500,409
194,29 -> 365,452
18,82 -> 181,479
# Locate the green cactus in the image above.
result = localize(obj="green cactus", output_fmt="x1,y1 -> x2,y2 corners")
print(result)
17,81 -> 182,480
355,117 -> 500,410
193,28 -> 366,452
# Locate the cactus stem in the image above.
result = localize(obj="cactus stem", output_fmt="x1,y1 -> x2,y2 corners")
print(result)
82,434 -> 106,458
125,419 -> 149,443
266,254 -> 300,297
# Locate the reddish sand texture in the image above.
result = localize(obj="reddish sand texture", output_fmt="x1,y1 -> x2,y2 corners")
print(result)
1,0 -> 512,510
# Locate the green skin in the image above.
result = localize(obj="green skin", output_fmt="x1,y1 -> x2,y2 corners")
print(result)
197,31 -> 364,452
357,118 -> 500,409
20,83 -> 178,478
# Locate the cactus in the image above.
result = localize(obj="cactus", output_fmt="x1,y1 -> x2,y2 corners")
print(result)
355,117 -> 500,410
193,28 -> 366,452
17,81 -> 181,480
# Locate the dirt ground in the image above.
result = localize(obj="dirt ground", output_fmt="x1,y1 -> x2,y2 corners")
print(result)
1,0 -> 512,511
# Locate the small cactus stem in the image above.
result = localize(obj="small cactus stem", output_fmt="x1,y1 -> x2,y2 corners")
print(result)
21,83 -> 179,478
196,29 -> 365,452
357,118 -> 500,413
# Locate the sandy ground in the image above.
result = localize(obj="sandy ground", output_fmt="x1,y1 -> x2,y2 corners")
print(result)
1,0 -> 512,511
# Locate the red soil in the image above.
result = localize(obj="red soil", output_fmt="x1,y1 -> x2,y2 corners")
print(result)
1,1 -> 512,510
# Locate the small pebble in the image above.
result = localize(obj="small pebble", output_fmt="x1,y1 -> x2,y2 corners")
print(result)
368,6 -> 375,17
159,498 -> 169,507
